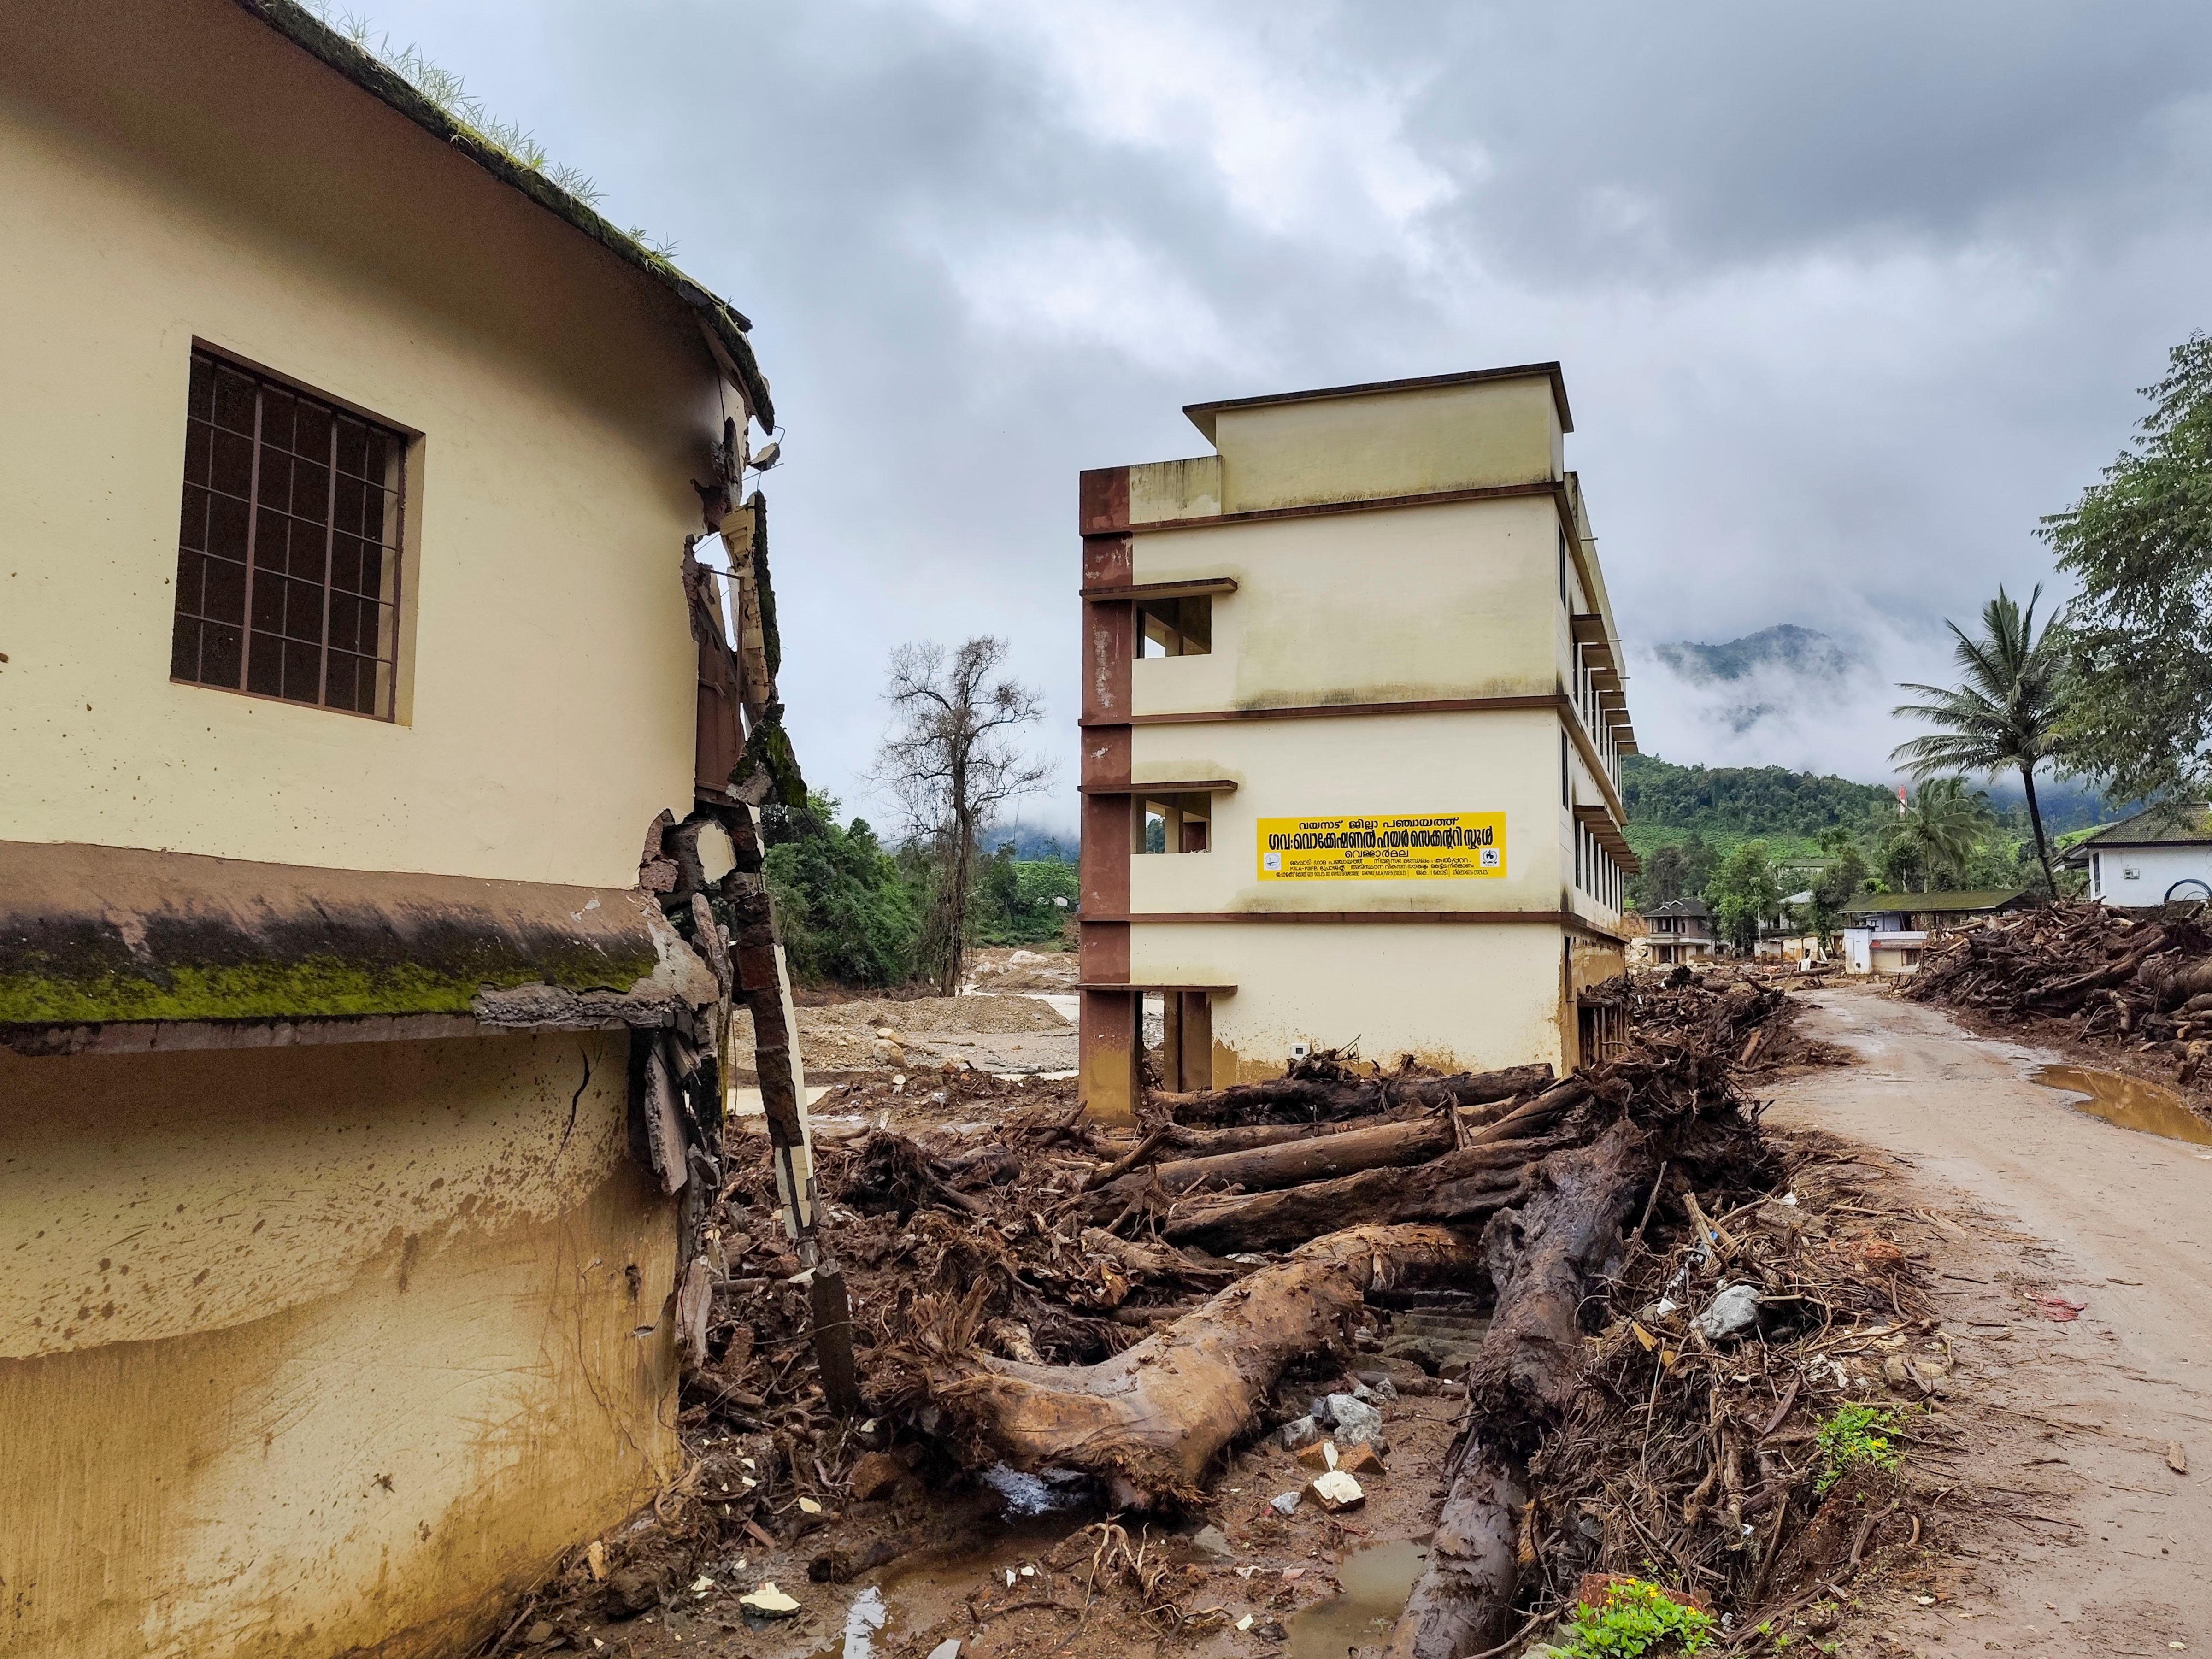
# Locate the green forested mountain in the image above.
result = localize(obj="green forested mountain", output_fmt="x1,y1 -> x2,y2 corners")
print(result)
1621,754 -> 1896,849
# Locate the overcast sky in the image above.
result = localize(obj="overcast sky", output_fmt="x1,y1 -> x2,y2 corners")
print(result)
358,0 -> 2212,829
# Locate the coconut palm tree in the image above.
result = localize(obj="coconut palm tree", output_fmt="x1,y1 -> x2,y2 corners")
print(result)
1885,778 -> 1994,892
1892,585 -> 2064,893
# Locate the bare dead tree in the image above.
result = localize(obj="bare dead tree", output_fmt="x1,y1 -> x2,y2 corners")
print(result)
875,637 -> 1053,996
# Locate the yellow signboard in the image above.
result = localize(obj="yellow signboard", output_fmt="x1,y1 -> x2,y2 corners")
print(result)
1256,812 -> 1507,881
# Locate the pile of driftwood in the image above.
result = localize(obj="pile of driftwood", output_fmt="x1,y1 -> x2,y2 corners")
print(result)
504,975 -> 1887,1655
1905,900 -> 2212,1070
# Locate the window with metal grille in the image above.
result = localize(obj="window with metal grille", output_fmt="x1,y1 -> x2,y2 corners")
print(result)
171,348 -> 406,717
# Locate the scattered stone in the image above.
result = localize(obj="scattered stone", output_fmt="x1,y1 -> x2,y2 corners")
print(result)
1278,1415 -> 1322,1451
1269,1491 -> 1300,1516
1325,1393 -> 1385,1450
1306,1470 -> 1366,1512
1188,1524 -> 1235,1560
1693,1283 -> 1762,1341
1335,1441 -> 1386,1477
523,1621 -> 555,1646
848,1450 -> 905,1503
927,1641 -> 962,1659
1295,1439 -> 1339,1472
739,1582 -> 801,1618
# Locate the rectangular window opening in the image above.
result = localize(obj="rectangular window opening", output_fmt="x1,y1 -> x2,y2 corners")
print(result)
1135,792 -> 1213,855
1136,594 -> 1212,658
172,346 -> 407,718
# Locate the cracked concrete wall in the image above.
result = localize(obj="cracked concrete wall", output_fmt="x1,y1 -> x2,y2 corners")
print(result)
0,1030 -> 676,1658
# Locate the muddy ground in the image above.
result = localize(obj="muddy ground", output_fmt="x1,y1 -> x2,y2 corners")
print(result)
730,948 -> 1078,1081
482,983 -> 2212,1659
1763,985 -> 2212,1658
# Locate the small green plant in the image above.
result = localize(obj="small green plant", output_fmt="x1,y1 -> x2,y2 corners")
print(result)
1558,1579 -> 1715,1658
1814,1403 -> 1902,1494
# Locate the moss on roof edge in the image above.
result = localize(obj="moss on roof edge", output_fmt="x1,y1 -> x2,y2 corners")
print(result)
230,0 -> 776,430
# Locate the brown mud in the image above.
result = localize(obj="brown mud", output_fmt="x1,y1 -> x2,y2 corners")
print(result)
447,976 -> 2212,1659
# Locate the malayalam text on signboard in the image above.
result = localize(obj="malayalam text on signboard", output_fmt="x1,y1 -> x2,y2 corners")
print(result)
1255,812 -> 1507,881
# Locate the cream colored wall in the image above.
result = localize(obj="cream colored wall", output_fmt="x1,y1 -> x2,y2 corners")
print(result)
1128,455 -> 1223,523
1129,920 -> 1567,1078
1129,707 -> 1567,914
1209,376 -> 1561,513
1128,495 -> 1562,716
0,0 -> 719,889
0,1031 -> 674,1659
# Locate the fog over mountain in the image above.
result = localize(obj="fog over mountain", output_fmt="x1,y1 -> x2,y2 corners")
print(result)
1628,623 -> 1918,782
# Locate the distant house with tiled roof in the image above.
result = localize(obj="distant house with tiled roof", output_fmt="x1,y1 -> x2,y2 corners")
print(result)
1838,889 -> 2034,974
1641,897 -> 1719,965
2065,804 -> 2212,906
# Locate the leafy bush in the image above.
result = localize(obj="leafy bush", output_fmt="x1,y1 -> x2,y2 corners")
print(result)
1813,1403 -> 1902,1494
1557,1580 -> 1714,1658
972,841 -> 1077,947
762,795 -> 923,988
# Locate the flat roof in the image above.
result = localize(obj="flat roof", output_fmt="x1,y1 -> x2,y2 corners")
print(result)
1184,362 -> 1572,444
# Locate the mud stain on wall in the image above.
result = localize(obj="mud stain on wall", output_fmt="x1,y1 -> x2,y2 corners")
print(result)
0,1030 -> 677,1658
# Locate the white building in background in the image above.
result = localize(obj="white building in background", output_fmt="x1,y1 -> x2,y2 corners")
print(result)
2070,805 -> 2212,905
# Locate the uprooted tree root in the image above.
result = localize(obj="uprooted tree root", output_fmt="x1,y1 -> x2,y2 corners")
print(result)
483,970 -> 1941,1655
1906,897 -> 2212,1086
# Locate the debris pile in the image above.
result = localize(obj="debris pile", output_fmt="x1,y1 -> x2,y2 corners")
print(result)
1904,899 -> 2212,1077
489,972 -> 1947,1656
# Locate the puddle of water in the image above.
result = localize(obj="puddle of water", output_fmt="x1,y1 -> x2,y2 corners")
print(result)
1285,1539 -> 1429,1659
978,1462 -> 1097,1516
2033,1065 -> 2212,1145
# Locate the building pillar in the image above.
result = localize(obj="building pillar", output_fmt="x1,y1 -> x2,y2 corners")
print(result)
1076,482 -> 1136,1123
1177,990 -> 1212,1091
1079,987 -> 1141,1125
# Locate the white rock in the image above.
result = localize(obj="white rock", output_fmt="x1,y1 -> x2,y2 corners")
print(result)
1694,1283 -> 1762,1341
1307,1469 -> 1366,1512
1325,1393 -> 1385,1449
739,1582 -> 800,1617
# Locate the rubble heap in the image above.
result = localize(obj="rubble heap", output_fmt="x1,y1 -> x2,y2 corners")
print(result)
1903,899 -> 2212,1076
497,975 -> 1937,1658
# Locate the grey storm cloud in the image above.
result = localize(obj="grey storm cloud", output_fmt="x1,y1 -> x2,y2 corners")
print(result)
349,0 -> 2212,810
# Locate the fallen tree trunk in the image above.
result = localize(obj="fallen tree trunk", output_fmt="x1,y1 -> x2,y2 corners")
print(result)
1159,1118 -> 1382,1156
1383,1120 -> 1653,1659
1159,1137 -> 1558,1254
1155,1082 -> 1590,1254
1159,1062 -> 1555,1126
1093,1112 -> 1460,1208
918,1224 -> 1484,1506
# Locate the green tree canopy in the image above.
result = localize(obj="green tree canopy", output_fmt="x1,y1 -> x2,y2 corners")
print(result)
1882,778 -> 1992,894
1636,833 -> 1718,910
1891,585 -> 2064,892
2043,333 -> 2212,804
1707,841 -> 1781,953
762,794 -> 922,988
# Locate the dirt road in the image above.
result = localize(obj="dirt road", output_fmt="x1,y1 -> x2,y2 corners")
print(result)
1770,988 -> 2212,1657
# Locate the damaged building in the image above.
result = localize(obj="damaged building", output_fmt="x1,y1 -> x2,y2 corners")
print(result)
1077,366 -> 1639,1121
0,3 -> 826,1654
